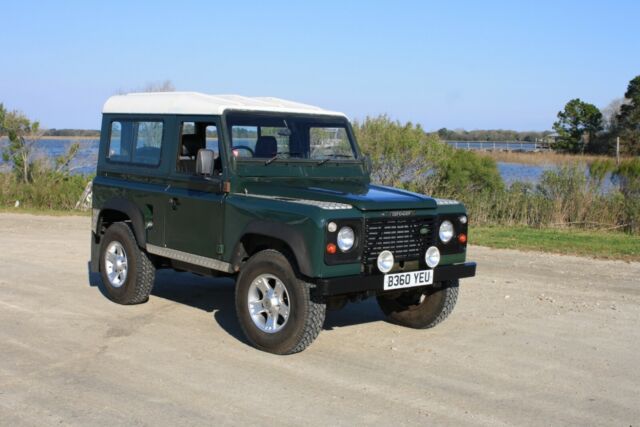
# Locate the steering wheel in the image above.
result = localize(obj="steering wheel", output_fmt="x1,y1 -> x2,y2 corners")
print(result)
232,146 -> 255,157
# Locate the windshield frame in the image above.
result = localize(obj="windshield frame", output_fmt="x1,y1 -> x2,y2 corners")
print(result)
222,110 -> 362,165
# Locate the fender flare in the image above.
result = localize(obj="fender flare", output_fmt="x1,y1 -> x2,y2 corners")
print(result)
232,221 -> 313,277
99,198 -> 147,247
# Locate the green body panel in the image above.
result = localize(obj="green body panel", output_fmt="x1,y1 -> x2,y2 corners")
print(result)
93,111 -> 469,280
164,175 -> 225,258
92,175 -> 168,247
223,193 -> 364,278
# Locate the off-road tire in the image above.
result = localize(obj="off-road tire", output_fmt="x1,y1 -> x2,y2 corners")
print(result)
235,250 -> 326,355
99,222 -> 155,305
377,280 -> 459,329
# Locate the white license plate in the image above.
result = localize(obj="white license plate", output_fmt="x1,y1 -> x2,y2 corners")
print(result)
383,269 -> 433,291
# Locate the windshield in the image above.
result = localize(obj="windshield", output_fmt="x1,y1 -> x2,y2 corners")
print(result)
226,113 -> 357,161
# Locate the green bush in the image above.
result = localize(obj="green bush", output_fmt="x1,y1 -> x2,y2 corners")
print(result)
614,158 -> 640,233
435,149 -> 503,196
0,167 -> 91,210
354,115 -> 503,198
356,114 -> 636,235
353,115 -> 449,187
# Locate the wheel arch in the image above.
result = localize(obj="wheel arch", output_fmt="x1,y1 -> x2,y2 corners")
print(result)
231,222 -> 313,277
97,198 -> 147,248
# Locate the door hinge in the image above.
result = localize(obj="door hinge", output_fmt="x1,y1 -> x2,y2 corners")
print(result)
223,181 -> 231,193
216,244 -> 224,255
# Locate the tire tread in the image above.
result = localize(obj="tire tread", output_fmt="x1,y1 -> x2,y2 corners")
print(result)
235,249 -> 326,354
377,280 -> 459,329
101,222 -> 155,305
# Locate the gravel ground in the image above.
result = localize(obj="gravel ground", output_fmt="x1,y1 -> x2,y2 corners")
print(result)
0,213 -> 638,426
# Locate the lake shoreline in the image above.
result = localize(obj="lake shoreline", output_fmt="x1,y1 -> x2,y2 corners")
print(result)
2,136 -> 624,165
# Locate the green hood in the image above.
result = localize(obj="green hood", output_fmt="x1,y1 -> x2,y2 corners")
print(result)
242,181 -> 437,211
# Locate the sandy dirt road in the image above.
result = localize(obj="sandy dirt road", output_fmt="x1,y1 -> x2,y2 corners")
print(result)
0,213 -> 638,426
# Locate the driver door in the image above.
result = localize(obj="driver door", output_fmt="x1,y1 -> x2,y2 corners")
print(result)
163,119 -> 225,261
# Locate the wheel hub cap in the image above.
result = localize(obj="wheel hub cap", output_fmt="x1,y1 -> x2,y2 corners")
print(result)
247,274 -> 290,334
105,241 -> 128,288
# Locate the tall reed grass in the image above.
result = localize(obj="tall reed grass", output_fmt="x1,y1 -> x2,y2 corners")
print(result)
476,150 -> 630,166
433,162 -> 639,234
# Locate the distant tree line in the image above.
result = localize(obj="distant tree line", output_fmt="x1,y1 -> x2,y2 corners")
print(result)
43,129 -> 100,137
436,128 -> 552,142
552,75 -> 640,155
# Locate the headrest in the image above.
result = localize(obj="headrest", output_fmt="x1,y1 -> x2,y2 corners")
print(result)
181,134 -> 201,157
254,136 -> 278,158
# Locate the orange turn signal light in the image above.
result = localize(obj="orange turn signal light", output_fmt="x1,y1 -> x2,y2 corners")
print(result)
326,243 -> 337,254
458,233 -> 467,244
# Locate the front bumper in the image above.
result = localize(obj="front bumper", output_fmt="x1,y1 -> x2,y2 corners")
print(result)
313,262 -> 476,297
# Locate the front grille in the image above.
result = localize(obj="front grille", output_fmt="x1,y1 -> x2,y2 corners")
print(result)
363,216 -> 436,265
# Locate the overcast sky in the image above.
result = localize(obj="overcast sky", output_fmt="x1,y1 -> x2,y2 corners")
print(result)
1,0 -> 639,131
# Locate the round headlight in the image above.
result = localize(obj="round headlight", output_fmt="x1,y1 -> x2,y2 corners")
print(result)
337,226 -> 355,252
425,246 -> 440,268
439,220 -> 454,243
377,250 -> 394,273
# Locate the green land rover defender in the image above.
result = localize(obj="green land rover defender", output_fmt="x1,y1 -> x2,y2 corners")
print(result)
90,92 -> 476,354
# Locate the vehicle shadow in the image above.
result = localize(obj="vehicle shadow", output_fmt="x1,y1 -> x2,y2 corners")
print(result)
88,265 -> 386,344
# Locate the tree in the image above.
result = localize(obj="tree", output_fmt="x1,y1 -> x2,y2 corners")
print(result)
353,115 -> 447,187
117,79 -> 176,95
0,105 -> 43,183
141,79 -> 175,92
617,75 -> 640,155
352,115 -> 503,199
552,98 -> 603,153
602,98 -> 627,131
0,103 -> 5,130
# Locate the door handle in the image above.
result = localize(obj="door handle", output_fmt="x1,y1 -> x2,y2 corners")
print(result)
169,197 -> 179,210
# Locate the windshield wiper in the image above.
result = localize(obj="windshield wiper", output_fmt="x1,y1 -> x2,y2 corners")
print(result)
264,152 -> 301,165
316,154 -> 353,165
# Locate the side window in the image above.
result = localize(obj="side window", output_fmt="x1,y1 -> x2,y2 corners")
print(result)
177,121 -> 222,175
132,121 -> 163,165
108,120 -> 163,166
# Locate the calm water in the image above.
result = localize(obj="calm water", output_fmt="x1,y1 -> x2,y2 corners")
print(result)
498,162 -> 553,186
0,138 -> 609,190
0,138 -> 99,175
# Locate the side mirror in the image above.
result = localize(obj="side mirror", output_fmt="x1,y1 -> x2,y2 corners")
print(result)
196,149 -> 215,176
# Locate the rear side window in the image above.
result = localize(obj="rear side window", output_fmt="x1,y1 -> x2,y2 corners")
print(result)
107,120 -> 163,166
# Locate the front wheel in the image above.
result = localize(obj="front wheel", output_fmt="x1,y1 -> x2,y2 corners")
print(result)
377,280 -> 459,329
235,250 -> 326,354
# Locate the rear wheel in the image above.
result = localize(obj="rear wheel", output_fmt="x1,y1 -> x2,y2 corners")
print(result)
235,250 -> 326,354
377,280 -> 459,329
99,222 -> 155,305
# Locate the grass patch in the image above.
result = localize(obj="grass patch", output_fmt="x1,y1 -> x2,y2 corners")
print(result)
471,226 -> 640,261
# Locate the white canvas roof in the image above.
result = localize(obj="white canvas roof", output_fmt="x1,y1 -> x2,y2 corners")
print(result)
102,92 -> 346,117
